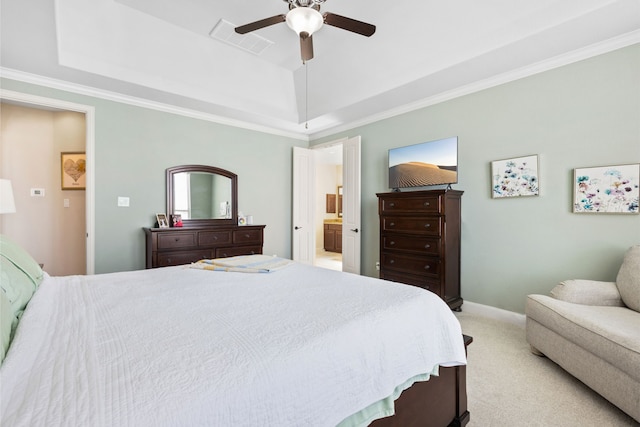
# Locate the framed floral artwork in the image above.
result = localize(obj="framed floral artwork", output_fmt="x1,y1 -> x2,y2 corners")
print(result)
573,164 -> 639,214
491,155 -> 539,198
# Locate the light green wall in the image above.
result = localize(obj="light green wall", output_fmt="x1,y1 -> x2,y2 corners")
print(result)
312,44 -> 640,313
1,78 -> 305,273
2,44 -> 638,313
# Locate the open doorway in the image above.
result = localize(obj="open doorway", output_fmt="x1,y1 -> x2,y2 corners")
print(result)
0,90 -> 95,274
293,136 -> 360,273
313,143 -> 343,271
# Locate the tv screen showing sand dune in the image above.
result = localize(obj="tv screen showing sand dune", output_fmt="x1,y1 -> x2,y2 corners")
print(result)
388,137 -> 458,189
389,162 -> 457,188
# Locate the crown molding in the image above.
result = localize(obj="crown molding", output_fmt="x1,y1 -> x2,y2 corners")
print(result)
2,31 -> 638,143
308,31 -> 640,140
0,68 -> 310,142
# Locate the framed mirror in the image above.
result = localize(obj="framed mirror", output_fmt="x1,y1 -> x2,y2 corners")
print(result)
166,165 -> 238,227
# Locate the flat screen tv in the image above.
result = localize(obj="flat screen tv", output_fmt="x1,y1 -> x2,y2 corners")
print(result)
388,136 -> 458,190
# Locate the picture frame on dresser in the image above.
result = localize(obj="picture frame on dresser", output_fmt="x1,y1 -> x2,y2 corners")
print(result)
170,214 -> 183,227
156,213 -> 169,228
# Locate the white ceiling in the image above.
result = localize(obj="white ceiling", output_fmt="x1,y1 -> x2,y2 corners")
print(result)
1,0 -> 639,139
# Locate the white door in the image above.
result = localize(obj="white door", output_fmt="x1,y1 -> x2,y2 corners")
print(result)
341,136 -> 361,274
292,147 -> 315,264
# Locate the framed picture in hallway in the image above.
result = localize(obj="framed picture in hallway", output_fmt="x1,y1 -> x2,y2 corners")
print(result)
61,152 -> 86,190
573,163 -> 640,214
491,154 -> 539,198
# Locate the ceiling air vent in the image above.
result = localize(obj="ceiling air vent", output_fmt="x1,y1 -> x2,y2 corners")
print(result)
210,19 -> 273,55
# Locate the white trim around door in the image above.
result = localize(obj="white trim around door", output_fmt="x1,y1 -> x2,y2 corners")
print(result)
0,89 -> 96,274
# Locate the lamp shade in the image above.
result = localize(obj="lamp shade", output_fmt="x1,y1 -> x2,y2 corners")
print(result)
0,179 -> 16,214
286,7 -> 323,36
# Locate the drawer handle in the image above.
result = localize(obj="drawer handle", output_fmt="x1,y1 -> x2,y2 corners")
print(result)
174,237 -> 180,242
424,265 -> 430,270
424,244 -> 430,249
213,236 -> 218,241
389,241 -> 395,245
389,222 -> 395,227
389,259 -> 395,264
424,223 -> 430,228
389,202 -> 395,207
424,202 -> 430,206
244,234 -> 250,238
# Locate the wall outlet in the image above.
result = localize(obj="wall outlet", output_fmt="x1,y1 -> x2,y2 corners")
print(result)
375,261 -> 380,271
117,196 -> 130,207
30,188 -> 45,197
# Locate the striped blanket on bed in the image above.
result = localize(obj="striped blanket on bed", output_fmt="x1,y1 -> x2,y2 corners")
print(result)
190,254 -> 294,273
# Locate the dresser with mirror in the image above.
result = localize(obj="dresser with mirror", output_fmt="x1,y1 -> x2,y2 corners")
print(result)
144,165 -> 265,269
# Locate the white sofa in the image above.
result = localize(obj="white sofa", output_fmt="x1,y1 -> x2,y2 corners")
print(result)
525,245 -> 640,423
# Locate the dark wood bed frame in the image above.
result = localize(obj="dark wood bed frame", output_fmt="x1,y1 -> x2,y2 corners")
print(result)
371,335 -> 472,427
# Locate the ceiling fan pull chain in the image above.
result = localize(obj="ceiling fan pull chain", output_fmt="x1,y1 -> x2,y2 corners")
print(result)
306,61 -> 308,129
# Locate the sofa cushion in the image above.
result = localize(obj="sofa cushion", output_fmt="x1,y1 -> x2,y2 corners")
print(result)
526,294 -> 640,382
616,245 -> 640,312
550,279 -> 624,306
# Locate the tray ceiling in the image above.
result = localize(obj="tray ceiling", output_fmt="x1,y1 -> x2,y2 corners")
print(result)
1,0 -> 639,138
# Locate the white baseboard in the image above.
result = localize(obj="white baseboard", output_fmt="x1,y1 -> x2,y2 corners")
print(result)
461,301 -> 526,328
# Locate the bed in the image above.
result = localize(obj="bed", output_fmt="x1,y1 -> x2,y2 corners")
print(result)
0,234 -> 470,426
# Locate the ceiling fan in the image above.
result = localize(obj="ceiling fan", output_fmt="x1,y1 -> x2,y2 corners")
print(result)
235,0 -> 376,62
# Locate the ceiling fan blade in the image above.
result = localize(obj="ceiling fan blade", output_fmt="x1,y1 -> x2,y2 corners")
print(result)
300,32 -> 314,62
235,14 -> 286,34
323,12 -> 376,37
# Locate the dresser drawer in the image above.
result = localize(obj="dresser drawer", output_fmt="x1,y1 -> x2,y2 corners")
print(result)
381,271 -> 441,294
381,216 -> 441,235
198,230 -> 232,246
157,250 -> 212,266
381,252 -> 440,278
381,235 -> 440,255
145,225 -> 265,269
233,229 -> 263,244
215,246 -> 262,258
380,196 -> 441,214
157,232 -> 197,249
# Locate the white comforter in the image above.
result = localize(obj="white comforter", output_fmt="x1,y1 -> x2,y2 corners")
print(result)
1,262 -> 466,427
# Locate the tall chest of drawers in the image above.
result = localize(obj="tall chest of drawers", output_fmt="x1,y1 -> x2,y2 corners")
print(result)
377,190 -> 463,310
143,225 -> 265,268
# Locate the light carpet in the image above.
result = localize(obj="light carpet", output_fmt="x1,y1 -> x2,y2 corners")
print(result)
455,310 -> 638,426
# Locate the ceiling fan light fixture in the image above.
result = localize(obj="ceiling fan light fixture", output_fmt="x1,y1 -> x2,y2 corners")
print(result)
286,7 -> 323,36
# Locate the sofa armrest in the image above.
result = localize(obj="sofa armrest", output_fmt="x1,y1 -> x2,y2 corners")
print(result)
550,279 -> 625,306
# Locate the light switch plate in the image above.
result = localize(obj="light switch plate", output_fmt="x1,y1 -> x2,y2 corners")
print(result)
117,196 -> 130,207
